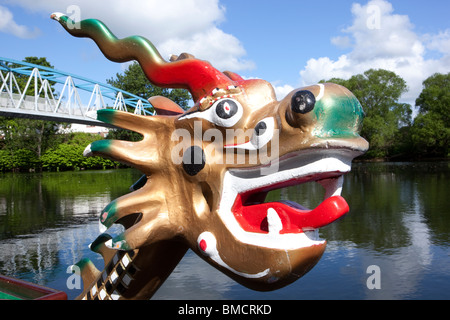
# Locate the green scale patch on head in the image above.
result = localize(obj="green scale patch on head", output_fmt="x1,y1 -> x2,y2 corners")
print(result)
312,90 -> 365,139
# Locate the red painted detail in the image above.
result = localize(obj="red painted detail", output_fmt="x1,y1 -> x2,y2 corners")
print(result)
224,139 -> 251,148
199,239 -> 207,251
231,191 -> 349,234
143,59 -> 236,103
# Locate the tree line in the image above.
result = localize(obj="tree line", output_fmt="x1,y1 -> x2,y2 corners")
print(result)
322,69 -> 449,160
0,57 -> 448,172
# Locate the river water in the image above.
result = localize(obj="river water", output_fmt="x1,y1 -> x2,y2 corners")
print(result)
0,162 -> 449,300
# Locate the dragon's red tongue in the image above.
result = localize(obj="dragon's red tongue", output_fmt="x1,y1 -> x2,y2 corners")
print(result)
233,195 -> 349,234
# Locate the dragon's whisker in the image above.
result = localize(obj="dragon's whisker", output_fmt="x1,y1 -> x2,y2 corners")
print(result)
99,187 -> 163,232
85,139 -> 161,174
105,215 -> 175,251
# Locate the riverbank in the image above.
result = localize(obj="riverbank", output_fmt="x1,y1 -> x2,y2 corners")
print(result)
0,127 -> 447,173
0,132 -> 123,173
355,156 -> 450,163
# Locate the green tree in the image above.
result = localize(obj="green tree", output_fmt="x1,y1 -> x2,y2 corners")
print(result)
323,69 -> 412,158
411,72 -> 450,157
41,132 -> 118,171
0,148 -> 39,172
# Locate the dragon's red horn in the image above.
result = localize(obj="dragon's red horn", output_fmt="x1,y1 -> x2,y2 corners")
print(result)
51,13 -> 235,102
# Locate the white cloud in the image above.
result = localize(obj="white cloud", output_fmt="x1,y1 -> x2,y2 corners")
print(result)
299,0 -> 450,106
331,36 -> 352,49
4,0 -> 254,71
158,26 -> 255,71
0,5 -> 40,38
424,29 -> 450,56
272,83 -> 295,101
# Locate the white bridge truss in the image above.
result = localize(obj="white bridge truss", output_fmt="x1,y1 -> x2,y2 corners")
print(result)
0,57 -> 155,127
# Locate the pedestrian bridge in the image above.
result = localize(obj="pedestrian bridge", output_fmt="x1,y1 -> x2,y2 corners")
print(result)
0,57 -> 155,127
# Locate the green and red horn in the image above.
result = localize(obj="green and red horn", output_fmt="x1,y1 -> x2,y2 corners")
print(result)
50,13 -> 236,102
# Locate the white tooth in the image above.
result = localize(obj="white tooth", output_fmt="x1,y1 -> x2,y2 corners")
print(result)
104,239 -> 113,248
50,12 -> 65,21
318,176 -> 344,199
267,208 -> 283,235
83,144 -> 93,157
85,110 -> 98,120
99,220 -> 107,233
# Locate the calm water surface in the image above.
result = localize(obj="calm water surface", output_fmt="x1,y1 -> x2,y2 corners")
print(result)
0,162 -> 449,300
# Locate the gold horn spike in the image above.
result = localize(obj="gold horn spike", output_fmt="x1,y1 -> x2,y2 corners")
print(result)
89,234 -> 116,268
73,258 -> 101,294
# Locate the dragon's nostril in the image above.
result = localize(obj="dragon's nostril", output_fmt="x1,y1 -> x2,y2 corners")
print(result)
291,90 -> 315,114
182,146 -> 206,176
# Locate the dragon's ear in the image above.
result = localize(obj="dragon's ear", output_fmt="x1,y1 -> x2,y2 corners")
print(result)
149,96 -> 185,115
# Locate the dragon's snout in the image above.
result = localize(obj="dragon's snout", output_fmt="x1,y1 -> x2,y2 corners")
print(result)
285,83 -> 365,142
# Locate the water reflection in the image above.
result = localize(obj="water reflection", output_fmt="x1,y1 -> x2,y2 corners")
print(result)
0,163 -> 449,300
153,252 -> 232,300
0,224 -> 100,299
332,162 -> 449,299
0,170 -> 135,239
0,170 -> 140,299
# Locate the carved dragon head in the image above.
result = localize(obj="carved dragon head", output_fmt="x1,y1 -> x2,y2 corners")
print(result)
52,13 -> 368,300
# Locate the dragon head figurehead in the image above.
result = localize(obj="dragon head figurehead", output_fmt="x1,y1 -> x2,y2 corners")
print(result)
52,13 -> 368,300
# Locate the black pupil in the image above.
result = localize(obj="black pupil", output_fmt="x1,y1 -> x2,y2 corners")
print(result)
216,99 -> 238,119
254,122 -> 267,136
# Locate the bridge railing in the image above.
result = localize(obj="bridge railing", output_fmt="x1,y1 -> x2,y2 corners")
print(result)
0,57 -> 155,126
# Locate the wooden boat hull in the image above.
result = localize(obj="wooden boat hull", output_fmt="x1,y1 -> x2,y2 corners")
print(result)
0,274 -> 67,300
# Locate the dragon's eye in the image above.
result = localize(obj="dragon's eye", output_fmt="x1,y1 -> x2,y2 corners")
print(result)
177,98 -> 243,127
215,99 -> 238,119
224,117 -> 275,151
250,117 -> 274,149
211,98 -> 243,127
254,121 -> 267,136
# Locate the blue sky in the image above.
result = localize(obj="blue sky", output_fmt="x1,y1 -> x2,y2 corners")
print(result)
1,0 -> 449,107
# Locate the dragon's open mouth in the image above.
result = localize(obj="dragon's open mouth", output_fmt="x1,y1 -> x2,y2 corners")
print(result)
231,175 -> 348,234
218,148 -> 361,250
